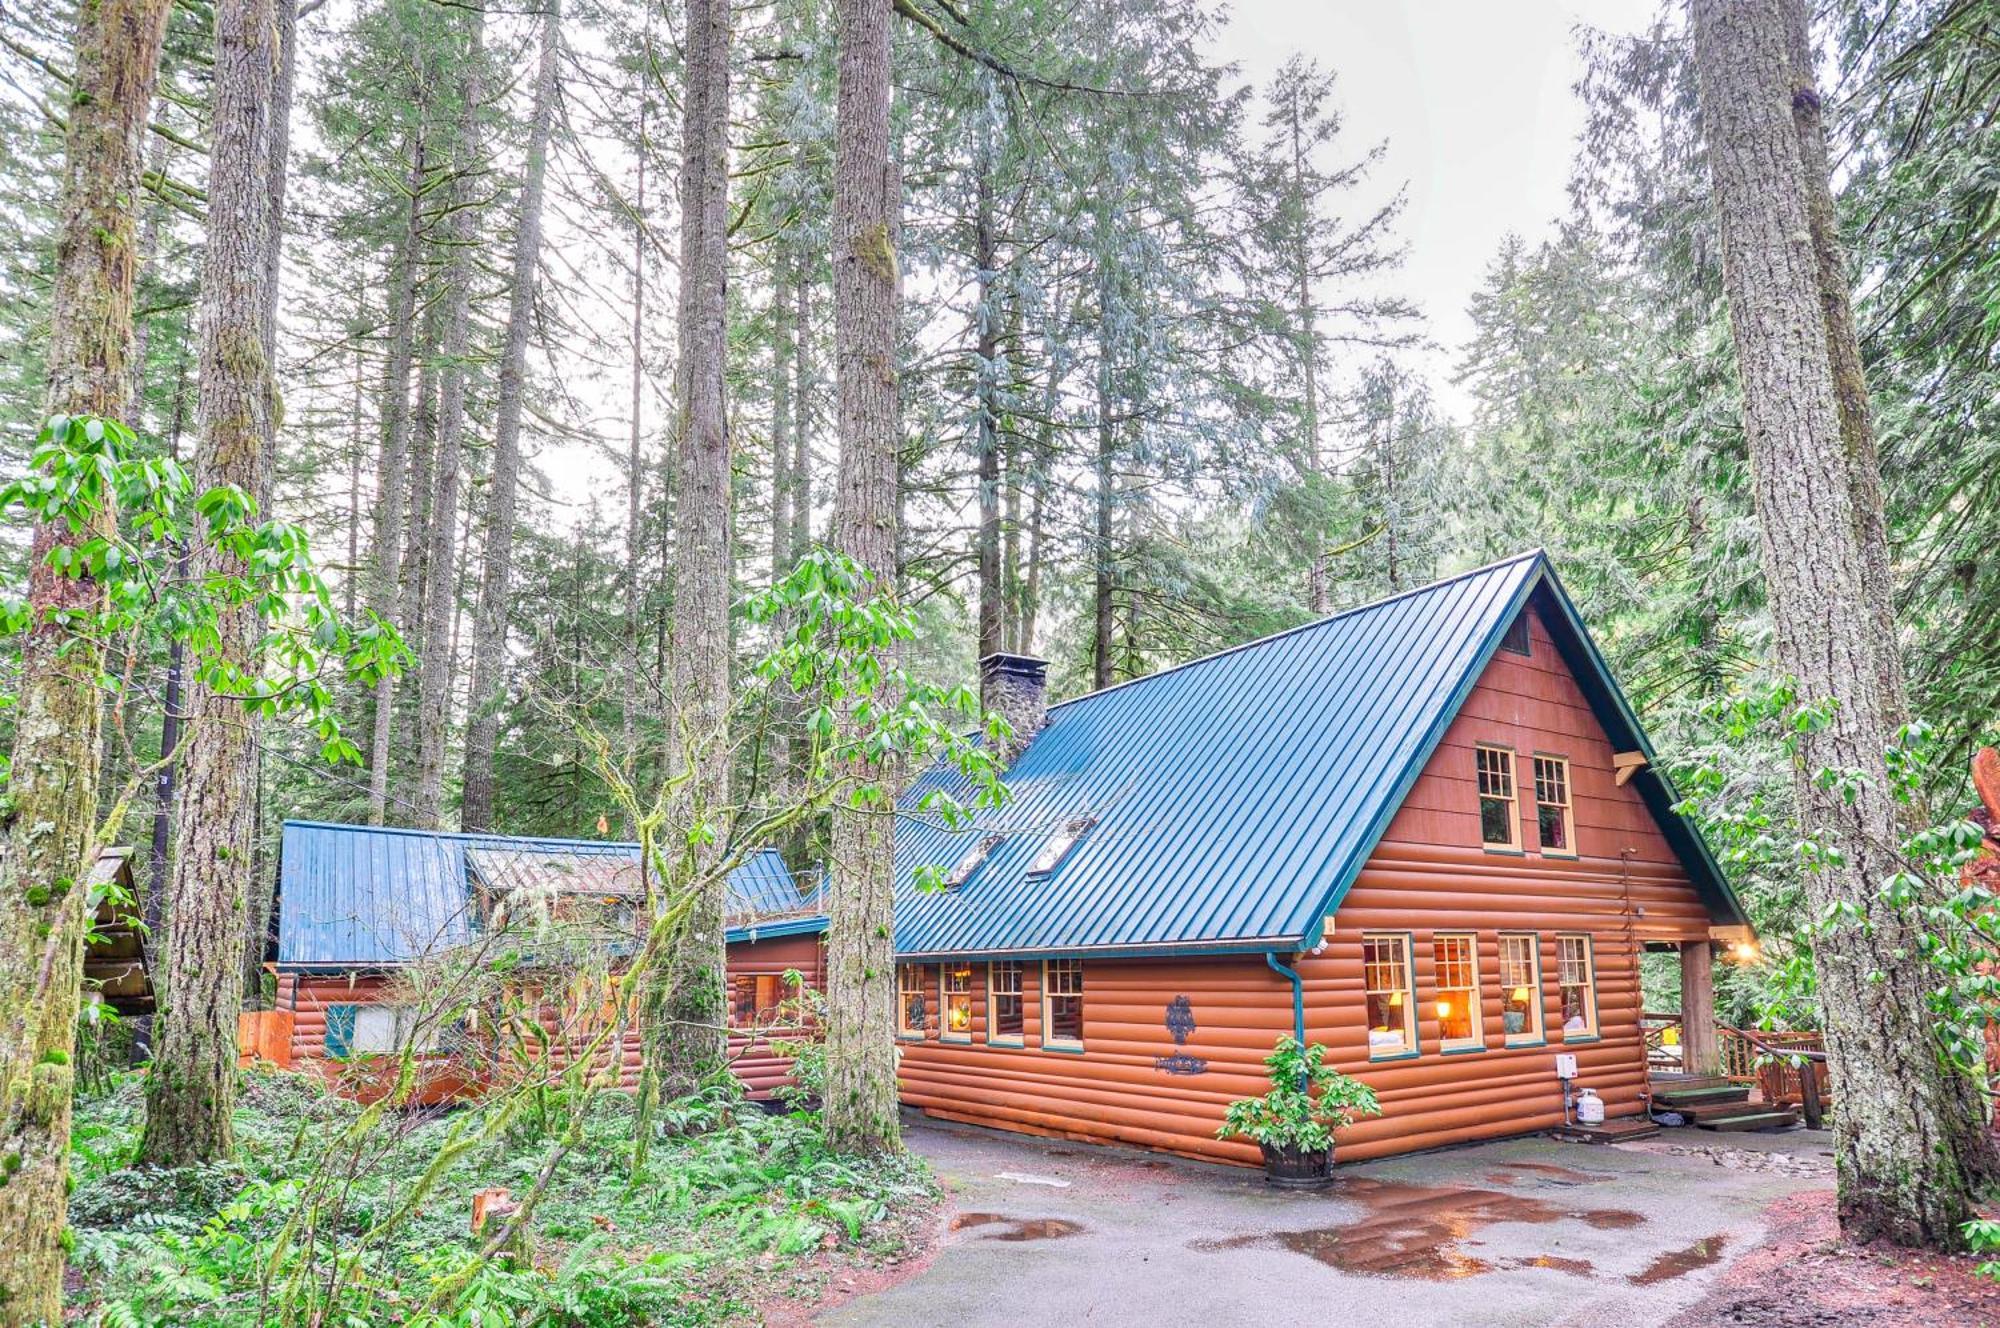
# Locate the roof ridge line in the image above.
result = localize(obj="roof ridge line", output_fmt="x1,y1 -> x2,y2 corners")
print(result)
282,820 -> 788,866
1045,549 -> 1547,714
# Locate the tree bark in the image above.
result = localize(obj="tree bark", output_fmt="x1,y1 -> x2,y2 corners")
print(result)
0,0 -> 171,1315
1691,0 -> 1981,1248
413,10 -> 487,830
1285,78 -> 1328,615
1775,0 -> 1997,1187
649,0 -> 734,1099
822,0 -> 902,1155
140,0 -> 279,1167
789,274 -> 814,562
973,80 -> 1004,661
462,1 -> 560,833
622,58 -> 650,830
367,132 -> 429,824
1092,250 -> 1117,690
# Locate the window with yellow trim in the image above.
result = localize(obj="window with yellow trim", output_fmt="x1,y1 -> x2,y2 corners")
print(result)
1499,933 -> 1543,1045
1557,935 -> 1598,1038
1432,933 -> 1482,1051
1363,933 -> 1416,1057
942,964 -> 975,1041
1533,755 -> 1575,856
1476,746 -> 1520,849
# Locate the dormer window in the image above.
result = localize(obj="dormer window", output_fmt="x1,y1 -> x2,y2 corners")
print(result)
944,834 -> 1004,889
1029,817 -> 1096,875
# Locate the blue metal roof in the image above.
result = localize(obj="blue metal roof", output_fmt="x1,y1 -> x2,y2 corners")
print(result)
889,551 -> 1745,960
273,821 -> 801,969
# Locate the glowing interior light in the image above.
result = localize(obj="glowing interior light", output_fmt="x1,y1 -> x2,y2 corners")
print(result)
1511,986 -> 1533,1005
1388,990 -> 1403,1007
1435,999 -> 1452,1019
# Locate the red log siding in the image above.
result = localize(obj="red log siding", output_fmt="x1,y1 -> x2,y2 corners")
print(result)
278,932 -> 828,1107
724,932 -> 826,1100
898,606 -> 1716,1164
277,972 -> 640,1104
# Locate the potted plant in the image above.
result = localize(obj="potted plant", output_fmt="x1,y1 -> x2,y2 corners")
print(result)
1217,1035 -> 1380,1188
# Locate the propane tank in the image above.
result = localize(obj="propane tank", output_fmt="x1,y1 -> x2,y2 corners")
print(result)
1575,1087 -> 1605,1125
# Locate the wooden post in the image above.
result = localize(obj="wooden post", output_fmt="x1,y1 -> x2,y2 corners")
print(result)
1680,941 -> 1720,1077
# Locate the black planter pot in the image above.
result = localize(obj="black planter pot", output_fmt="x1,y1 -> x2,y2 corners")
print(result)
1259,1142 -> 1335,1189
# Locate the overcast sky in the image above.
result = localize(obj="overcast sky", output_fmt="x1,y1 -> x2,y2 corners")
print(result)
1212,0 -> 1659,417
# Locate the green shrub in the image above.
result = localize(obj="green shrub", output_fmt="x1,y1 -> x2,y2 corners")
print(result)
1217,1035 -> 1380,1154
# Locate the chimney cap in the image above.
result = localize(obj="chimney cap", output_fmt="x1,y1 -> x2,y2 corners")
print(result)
978,652 -> 1050,680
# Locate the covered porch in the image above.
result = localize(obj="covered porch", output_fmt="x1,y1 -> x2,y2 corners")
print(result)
1640,925 -> 1828,1131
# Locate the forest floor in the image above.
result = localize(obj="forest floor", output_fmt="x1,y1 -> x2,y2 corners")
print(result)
62,1070 -> 938,1326
826,1116 -> 1999,1327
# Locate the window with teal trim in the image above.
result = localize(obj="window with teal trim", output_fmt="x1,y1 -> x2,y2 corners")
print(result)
324,1004 -> 357,1058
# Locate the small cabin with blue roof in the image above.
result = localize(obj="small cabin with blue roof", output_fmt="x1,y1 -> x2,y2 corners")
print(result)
265,822 -> 811,1101
725,550 -> 1751,1163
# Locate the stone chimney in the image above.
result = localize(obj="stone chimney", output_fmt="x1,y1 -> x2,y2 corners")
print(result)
979,652 -> 1049,766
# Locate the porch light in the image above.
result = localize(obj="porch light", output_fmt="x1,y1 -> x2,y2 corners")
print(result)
1729,941 -> 1760,964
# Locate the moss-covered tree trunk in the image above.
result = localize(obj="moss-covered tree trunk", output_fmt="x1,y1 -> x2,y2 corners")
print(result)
139,0 -> 279,1168
462,0 -> 560,833
1691,0 -> 1984,1248
0,0 -> 171,1317
649,0 -> 733,1099
822,0 -> 903,1156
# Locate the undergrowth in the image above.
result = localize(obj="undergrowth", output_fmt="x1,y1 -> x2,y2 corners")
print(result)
66,1070 -> 935,1326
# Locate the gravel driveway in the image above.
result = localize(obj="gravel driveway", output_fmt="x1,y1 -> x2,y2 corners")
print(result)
818,1117 -> 1835,1327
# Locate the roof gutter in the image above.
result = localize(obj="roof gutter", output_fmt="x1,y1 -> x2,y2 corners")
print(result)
1265,949 -> 1307,1087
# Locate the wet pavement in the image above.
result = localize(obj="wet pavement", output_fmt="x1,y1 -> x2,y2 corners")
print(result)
819,1117 -> 1833,1327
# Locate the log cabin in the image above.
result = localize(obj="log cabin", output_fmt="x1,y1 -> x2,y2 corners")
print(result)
727,549 -> 1754,1164
264,821 -> 809,1102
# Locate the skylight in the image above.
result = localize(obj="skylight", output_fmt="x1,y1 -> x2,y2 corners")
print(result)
944,834 -> 1004,889
1029,817 -> 1096,875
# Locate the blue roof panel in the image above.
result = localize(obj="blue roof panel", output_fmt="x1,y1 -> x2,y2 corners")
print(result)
274,822 -> 800,968
889,551 -> 1744,959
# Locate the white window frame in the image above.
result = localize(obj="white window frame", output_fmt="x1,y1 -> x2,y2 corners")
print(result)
1499,932 -> 1544,1046
1432,932 -> 1484,1053
352,1005 -> 439,1055
988,960 -> 1025,1046
1362,933 -> 1418,1060
1041,958 -> 1085,1050
941,963 -> 975,1042
1557,934 -> 1600,1040
1476,745 -> 1522,852
1533,754 -> 1577,858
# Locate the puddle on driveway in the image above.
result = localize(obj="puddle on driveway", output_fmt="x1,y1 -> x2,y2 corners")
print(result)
1629,1234 -> 1728,1285
1188,1176 -> 1646,1281
951,1212 -> 1085,1241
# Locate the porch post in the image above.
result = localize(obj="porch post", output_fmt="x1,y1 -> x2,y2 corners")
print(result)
1679,940 -> 1719,1076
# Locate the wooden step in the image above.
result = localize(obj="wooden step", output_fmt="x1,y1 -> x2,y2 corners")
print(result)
1551,1117 -> 1660,1144
1674,1098 -> 1770,1123
1652,1083 -> 1749,1106
1697,1110 -> 1800,1132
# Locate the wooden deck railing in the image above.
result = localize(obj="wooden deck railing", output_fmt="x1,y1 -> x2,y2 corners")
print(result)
1644,1011 -> 1829,1127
